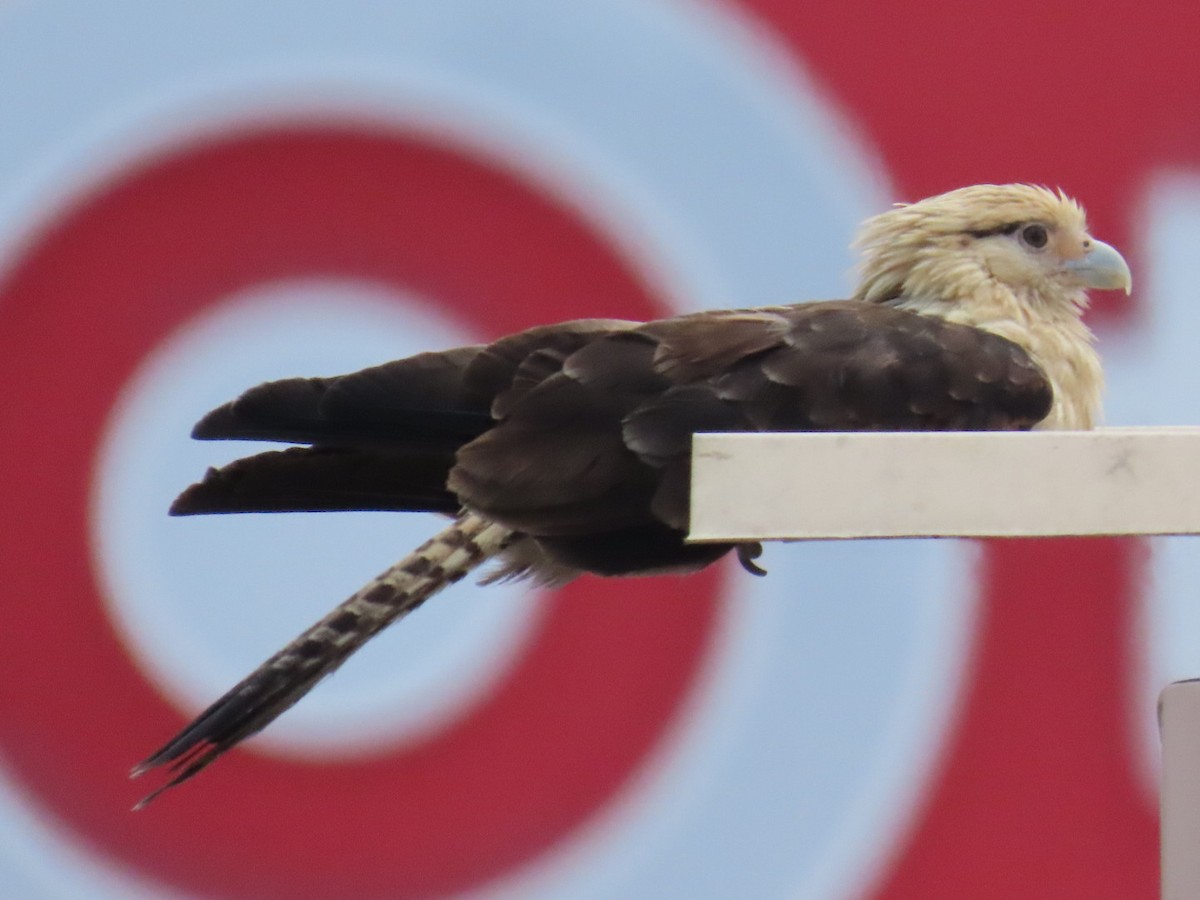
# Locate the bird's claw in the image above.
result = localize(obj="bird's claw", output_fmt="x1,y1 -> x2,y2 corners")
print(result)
737,542 -> 767,576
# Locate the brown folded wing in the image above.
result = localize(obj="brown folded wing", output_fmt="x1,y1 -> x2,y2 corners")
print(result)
175,301 -> 1051,576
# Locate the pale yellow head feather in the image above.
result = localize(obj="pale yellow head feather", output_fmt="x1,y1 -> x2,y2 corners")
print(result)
853,184 -> 1087,304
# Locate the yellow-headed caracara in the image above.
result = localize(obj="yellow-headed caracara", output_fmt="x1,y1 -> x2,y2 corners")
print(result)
133,184 -> 1131,805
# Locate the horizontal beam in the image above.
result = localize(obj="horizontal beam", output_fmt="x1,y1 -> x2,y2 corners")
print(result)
688,427 -> 1200,541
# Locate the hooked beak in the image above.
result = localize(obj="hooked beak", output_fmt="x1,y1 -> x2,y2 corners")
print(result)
1063,238 -> 1132,295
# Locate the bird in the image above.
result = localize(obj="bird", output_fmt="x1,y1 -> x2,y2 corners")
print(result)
131,183 -> 1131,807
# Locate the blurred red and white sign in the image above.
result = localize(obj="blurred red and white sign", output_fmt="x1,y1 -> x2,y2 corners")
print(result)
0,1 -> 1194,897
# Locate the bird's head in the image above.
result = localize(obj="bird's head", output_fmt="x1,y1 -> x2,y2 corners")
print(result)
853,184 -> 1131,314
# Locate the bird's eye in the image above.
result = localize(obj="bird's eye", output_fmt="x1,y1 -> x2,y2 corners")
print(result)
1020,223 -> 1049,249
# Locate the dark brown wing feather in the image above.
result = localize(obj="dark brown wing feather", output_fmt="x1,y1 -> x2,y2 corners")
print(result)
192,346 -> 491,447
463,318 -> 638,410
448,334 -> 669,534
642,310 -> 791,380
171,446 -> 462,515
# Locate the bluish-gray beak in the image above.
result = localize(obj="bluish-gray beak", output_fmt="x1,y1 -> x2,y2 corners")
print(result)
1063,239 -> 1132,294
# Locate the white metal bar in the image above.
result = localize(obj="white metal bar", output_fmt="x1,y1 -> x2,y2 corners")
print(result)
688,427 -> 1200,541
1161,681 -> 1200,900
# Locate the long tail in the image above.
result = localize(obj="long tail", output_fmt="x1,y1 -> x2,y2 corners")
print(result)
131,512 -> 514,808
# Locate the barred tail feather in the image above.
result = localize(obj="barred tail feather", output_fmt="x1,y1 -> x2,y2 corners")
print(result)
131,512 -> 513,808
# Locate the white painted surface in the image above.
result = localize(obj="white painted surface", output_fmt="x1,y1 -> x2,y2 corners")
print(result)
690,428 -> 1200,541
